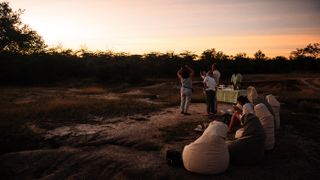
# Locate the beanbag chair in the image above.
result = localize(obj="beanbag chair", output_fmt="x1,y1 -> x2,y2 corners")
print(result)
266,94 -> 280,129
182,121 -> 229,174
255,103 -> 275,150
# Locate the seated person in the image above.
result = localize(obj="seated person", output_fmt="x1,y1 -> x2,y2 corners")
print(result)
228,113 -> 266,165
182,118 -> 229,174
228,96 -> 254,133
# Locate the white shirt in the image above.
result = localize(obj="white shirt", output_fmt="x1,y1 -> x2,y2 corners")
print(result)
212,70 -> 221,85
203,76 -> 216,91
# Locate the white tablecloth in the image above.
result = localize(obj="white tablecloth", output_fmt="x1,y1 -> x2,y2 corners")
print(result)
216,89 -> 247,103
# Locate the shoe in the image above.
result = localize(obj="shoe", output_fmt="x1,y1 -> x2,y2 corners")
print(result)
180,111 -> 185,114
194,125 -> 203,132
184,112 -> 191,115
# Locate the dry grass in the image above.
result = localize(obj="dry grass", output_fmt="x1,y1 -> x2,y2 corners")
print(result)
0,96 -> 160,127
0,86 -> 162,153
142,82 -> 206,106
76,87 -> 107,95
1,75 -> 320,179
159,121 -> 199,143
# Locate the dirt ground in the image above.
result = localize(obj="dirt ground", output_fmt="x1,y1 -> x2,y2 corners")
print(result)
0,74 -> 320,179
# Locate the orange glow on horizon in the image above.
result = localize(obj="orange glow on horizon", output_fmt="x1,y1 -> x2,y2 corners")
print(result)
9,0 -> 320,58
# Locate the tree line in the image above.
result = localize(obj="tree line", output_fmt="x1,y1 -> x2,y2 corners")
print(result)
1,2 -> 320,85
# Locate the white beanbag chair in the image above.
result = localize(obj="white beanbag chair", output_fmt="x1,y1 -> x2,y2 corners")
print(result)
266,94 -> 280,129
182,121 -> 229,174
247,86 -> 258,103
255,103 -> 275,150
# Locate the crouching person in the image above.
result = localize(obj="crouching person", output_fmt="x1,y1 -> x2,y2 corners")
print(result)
182,119 -> 229,174
228,113 -> 266,165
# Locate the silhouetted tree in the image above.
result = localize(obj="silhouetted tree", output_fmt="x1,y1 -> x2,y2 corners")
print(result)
254,50 -> 266,60
144,52 -> 161,61
179,50 -> 198,61
273,56 -> 287,61
200,49 -> 228,61
215,51 -> 228,61
0,2 -> 46,54
290,43 -> 320,59
200,48 -> 216,61
234,52 -> 249,61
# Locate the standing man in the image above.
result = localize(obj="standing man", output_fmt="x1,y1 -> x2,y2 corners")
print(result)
211,63 -> 221,86
211,63 -> 221,113
201,72 -> 217,115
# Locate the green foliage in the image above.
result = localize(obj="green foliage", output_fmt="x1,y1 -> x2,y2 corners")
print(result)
0,2 -> 46,54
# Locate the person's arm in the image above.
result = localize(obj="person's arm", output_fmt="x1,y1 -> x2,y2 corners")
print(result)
190,69 -> 194,78
233,104 -> 243,113
177,68 -> 182,79
200,71 -> 206,79
228,111 -> 241,132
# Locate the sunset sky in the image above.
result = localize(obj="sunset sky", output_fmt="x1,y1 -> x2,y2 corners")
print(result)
9,0 -> 320,57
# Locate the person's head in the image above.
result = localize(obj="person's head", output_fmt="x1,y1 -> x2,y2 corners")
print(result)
234,103 -> 243,114
180,66 -> 190,78
237,96 -> 250,106
211,63 -> 217,71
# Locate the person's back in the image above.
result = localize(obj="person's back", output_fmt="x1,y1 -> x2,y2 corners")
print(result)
181,77 -> 192,92
183,121 -> 229,174
203,75 -> 216,91
228,113 -> 266,165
